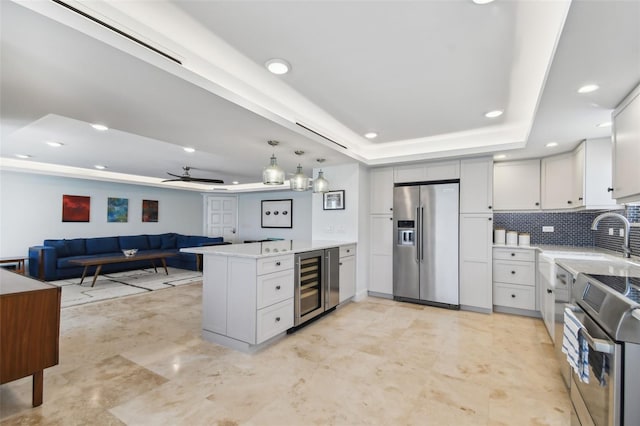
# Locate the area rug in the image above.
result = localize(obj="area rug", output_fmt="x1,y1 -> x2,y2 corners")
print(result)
48,267 -> 203,308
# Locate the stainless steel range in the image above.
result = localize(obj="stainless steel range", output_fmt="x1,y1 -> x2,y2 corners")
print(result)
568,273 -> 640,426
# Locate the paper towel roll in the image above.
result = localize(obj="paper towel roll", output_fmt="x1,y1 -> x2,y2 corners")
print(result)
519,233 -> 531,246
494,229 -> 506,245
506,231 -> 518,246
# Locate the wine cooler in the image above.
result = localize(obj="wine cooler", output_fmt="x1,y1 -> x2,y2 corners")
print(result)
293,248 -> 339,327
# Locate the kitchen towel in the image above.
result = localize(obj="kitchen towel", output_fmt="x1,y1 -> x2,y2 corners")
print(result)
562,307 -> 590,383
589,350 -> 609,387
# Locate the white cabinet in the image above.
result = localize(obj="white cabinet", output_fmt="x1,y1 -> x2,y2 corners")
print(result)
394,160 -> 460,183
582,138 -> 619,209
370,167 -> 394,214
460,157 -> 493,214
612,84 -> 640,203
541,152 -> 575,210
492,248 -> 537,313
572,143 -> 585,207
459,214 -> 493,311
339,248 -> 356,303
369,215 -> 393,295
493,160 -> 541,210
202,253 -> 294,348
537,254 -> 555,341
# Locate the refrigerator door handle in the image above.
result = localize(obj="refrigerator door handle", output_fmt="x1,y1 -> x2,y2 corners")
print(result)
416,207 -> 421,262
420,206 -> 425,261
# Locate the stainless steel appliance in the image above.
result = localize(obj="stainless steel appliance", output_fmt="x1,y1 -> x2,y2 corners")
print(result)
393,181 -> 459,308
293,247 -> 339,327
554,264 -> 574,388
567,273 -> 640,426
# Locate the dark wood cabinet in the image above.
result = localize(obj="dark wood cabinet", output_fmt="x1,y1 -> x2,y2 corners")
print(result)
0,269 -> 61,407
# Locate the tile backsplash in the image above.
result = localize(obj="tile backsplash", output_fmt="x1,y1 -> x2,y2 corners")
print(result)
493,206 -> 640,256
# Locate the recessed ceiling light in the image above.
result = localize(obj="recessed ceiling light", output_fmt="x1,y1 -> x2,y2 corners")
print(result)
472,0 -> 495,4
493,154 -> 507,159
485,110 -> 503,118
265,58 -> 291,75
46,141 -> 64,147
91,123 -> 109,131
183,147 -> 195,153
232,181 -> 239,185
597,121 -> 612,128
94,165 -> 107,170
545,142 -> 559,148
364,132 -> 378,139
577,84 -> 599,94
15,154 -> 31,159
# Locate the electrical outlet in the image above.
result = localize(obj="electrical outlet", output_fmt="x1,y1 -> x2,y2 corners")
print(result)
609,228 -> 614,236
619,228 -> 625,237
542,226 -> 554,232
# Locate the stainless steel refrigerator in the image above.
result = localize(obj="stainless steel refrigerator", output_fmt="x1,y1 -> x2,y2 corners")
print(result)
393,181 -> 459,308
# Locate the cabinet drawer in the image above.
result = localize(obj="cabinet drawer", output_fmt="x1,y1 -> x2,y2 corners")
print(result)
340,245 -> 356,258
493,283 -> 535,310
493,248 -> 535,262
493,261 -> 535,286
257,270 -> 294,309
257,254 -> 294,276
256,299 -> 293,344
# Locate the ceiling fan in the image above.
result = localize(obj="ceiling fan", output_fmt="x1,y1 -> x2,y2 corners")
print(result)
162,166 -> 224,184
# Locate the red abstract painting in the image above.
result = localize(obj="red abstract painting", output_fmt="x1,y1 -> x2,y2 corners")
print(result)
142,199 -> 158,222
62,195 -> 90,222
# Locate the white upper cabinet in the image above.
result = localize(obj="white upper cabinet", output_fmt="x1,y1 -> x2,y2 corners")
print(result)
460,157 -> 493,214
572,143 -> 585,207
541,152 -> 574,210
581,138 -> 619,209
394,160 -> 460,183
369,167 -> 394,215
493,159 -> 541,211
612,84 -> 640,203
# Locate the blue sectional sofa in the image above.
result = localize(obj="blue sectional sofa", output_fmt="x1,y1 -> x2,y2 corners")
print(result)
28,233 -> 229,281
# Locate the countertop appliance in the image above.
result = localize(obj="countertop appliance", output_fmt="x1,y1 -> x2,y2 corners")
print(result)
568,273 -> 640,426
393,180 -> 459,308
293,247 -> 339,328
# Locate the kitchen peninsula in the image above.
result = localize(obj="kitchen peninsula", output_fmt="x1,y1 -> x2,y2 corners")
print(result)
181,240 -> 356,352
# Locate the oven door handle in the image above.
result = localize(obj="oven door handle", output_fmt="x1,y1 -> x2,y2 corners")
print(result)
566,304 -> 615,354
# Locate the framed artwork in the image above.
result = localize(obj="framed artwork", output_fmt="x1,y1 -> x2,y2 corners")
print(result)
323,190 -> 345,210
62,195 -> 90,222
261,199 -> 293,228
142,199 -> 159,222
107,197 -> 128,223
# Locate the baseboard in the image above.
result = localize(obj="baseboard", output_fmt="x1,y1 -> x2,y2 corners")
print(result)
353,289 -> 369,301
366,291 -> 393,300
493,305 -> 541,318
460,305 -> 492,315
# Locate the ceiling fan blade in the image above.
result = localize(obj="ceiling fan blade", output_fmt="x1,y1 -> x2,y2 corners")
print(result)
161,178 -> 182,182
166,172 -> 183,178
187,177 -> 225,184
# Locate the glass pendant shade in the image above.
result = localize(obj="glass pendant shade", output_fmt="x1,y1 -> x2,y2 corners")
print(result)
312,170 -> 329,193
263,154 -> 285,185
290,164 -> 309,191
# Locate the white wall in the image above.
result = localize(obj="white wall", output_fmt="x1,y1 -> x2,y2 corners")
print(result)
237,190 -> 312,242
0,171 -> 203,257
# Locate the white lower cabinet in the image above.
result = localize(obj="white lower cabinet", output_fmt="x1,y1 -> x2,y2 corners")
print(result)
492,248 -> 537,312
339,246 -> 356,303
202,253 -> 294,348
459,214 -> 493,311
369,215 -> 393,295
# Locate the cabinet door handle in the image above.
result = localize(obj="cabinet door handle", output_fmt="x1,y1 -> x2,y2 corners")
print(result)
535,202 -> 540,206
511,270 -> 516,275
547,289 -> 553,294
488,217 -> 492,221
607,187 -> 614,192
346,249 -> 350,253
275,317 -> 281,322
578,197 -> 583,201
511,294 -> 516,298
567,200 -> 573,204
275,285 -> 281,290
390,207 -> 393,211
488,205 -> 492,210
339,262 -> 343,266
511,253 -> 516,257
275,261 -> 281,266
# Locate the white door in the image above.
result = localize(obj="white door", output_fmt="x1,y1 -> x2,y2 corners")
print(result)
205,196 -> 238,242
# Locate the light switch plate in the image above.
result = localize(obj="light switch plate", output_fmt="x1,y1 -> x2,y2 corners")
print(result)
542,226 -> 554,232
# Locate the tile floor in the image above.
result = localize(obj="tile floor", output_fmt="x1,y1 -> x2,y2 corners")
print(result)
0,283 -> 571,425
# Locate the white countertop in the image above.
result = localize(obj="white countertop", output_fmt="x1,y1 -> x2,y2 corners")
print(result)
181,240 -> 355,259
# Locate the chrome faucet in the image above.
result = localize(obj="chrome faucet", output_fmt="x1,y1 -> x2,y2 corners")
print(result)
591,212 -> 632,258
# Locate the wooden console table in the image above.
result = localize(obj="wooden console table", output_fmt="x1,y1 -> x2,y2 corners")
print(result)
0,269 -> 61,407
68,252 -> 177,287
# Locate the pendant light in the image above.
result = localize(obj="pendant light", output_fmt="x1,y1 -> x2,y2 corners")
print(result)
312,158 -> 330,193
290,150 -> 310,191
262,140 -> 285,185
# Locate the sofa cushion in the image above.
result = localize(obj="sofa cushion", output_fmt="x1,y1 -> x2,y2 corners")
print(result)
119,235 -> 150,251
85,237 -> 119,255
199,237 -> 223,246
147,233 -> 167,250
66,238 -> 87,256
44,239 -> 69,257
161,235 -> 177,250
